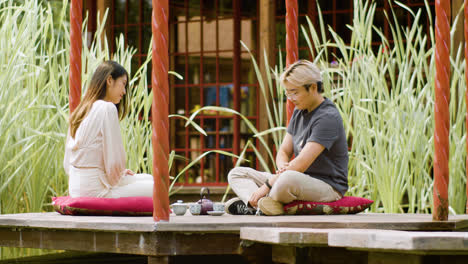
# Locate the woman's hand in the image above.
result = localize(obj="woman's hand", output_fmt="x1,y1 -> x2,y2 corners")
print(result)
249,185 -> 270,208
125,169 -> 135,176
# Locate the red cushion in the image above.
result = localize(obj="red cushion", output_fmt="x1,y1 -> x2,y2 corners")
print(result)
52,196 -> 153,216
283,196 -> 373,215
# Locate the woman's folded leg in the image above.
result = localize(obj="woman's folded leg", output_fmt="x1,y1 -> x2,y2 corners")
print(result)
106,174 -> 154,197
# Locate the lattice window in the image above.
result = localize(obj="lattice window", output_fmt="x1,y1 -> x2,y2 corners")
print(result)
109,0 -> 259,186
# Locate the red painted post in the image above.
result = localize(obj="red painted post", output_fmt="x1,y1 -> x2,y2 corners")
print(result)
433,0 -> 451,221
151,0 -> 170,222
69,0 -> 82,113
233,0 -> 241,160
464,0 -> 468,214
285,0 -> 298,125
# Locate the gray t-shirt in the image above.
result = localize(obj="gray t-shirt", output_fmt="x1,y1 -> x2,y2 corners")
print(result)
286,98 -> 349,195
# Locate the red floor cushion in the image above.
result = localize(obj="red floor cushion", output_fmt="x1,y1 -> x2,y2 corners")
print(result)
52,196 -> 153,216
283,196 -> 373,215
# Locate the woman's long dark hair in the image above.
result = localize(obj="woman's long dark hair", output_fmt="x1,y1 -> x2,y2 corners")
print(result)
69,61 -> 129,138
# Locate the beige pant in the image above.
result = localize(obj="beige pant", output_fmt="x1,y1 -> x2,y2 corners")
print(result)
228,167 -> 341,206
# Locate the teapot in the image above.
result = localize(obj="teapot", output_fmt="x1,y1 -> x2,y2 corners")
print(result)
197,187 -> 213,215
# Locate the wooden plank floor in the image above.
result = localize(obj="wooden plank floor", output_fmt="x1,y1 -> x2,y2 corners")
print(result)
1,212 -> 468,232
1,212 -> 468,260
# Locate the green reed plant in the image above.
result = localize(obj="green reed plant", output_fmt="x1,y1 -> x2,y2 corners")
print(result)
302,1 -> 437,213
0,0 -> 70,259
302,0 -> 467,214
0,0 -> 70,215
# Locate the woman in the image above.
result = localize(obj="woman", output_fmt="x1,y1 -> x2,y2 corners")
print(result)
63,61 -> 153,198
226,60 -> 348,215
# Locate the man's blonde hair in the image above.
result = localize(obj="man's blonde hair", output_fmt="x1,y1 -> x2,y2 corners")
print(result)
279,60 -> 322,92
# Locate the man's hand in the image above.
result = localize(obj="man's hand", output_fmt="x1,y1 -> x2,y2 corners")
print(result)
249,185 -> 270,208
276,162 -> 289,174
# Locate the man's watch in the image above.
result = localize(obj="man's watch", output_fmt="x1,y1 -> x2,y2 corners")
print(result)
264,179 -> 272,189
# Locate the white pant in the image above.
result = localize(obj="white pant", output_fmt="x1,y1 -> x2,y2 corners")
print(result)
69,166 -> 153,198
228,167 -> 341,206
105,173 -> 154,198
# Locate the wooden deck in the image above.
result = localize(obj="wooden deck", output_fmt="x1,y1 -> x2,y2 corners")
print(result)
2,212 -> 468,232
1,212 -> 468,263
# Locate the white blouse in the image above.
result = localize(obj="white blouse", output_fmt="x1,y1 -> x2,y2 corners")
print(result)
64,100 -> 126,190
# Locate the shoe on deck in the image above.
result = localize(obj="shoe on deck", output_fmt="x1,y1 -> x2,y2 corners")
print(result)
258,197 -> 284,216
225,197 -> 255,215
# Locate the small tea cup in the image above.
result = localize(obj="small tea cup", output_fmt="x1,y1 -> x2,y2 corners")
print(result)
189,203 -> 202,215
213,202 -> 224,212
171,200 -> 188,216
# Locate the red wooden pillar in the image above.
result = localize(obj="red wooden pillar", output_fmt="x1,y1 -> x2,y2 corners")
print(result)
465,0 -> 468,214
285,0 -> 298,124
151,0 -> 170,222
433,0 -> 451,221
69,0 -> 83,113
233,0 -> 241,160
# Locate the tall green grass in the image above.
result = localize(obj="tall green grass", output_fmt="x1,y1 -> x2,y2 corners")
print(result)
304,0 -> 468,214
0,0 -> 69,215
0,0 -> 69,259
301,0 -> 465,214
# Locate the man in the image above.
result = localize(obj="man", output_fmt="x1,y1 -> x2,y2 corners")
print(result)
225,60 -> 348,216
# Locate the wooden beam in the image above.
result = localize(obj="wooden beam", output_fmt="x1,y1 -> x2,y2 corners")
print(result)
328,229 -> 468,253
367,252 -> 423,264
240,227 -> 329,245
452,0 -> 464,55
2,213 -> 468,233
240,242 -> 272,264
285,0 -> 298,124
0,229 -> 158,255
169,16 -> 176,150
233,0 -> 241,158
148,256 -> 169,264
2,252 -> 147,263
271,246 -> 368,264
83,0 -> 96,41
258,0 -> 276,169
242,227 -> 468,255
305,247 -> 367,264
272,245 -> 297,264
96,0 -> 112,49
0,228 -> 241,256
